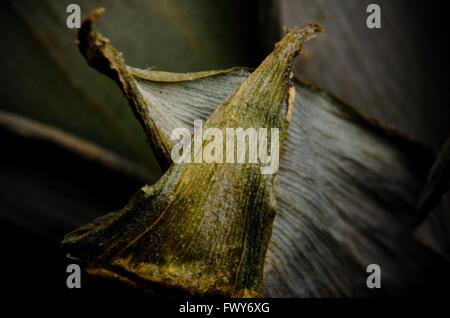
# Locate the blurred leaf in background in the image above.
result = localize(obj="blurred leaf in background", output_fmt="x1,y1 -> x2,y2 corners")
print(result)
280,0 -> 450,146
0,0 -> 275,171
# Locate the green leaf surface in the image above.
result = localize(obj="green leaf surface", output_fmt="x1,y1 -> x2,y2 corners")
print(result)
63,15 -> 321,297
62,10 -> 447,297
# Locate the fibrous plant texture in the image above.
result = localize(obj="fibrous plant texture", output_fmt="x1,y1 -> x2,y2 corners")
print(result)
63,8 -> 446,297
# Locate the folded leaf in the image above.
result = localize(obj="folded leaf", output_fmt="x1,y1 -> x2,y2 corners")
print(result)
63,9 -> 321,297
65,9 -> 445,297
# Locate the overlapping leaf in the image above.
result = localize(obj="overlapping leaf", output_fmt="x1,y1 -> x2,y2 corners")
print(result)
63,9 -> 446,297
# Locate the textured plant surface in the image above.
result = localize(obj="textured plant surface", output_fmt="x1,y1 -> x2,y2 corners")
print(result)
61,9 -> 449,297
1,1 -> 448,297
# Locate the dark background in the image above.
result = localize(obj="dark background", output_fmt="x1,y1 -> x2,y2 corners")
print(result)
0,0 -> 449,294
